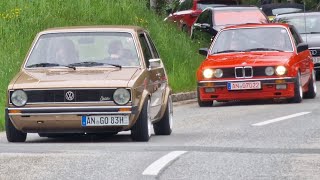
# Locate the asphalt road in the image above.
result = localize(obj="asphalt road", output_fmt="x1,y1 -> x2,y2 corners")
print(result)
1,84 -> 320,180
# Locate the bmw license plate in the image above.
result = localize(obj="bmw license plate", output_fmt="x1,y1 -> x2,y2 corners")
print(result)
227,81 -> 261,90
82,115 -> 129,126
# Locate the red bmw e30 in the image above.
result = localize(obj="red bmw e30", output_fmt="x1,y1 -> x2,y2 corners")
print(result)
196,23 -> 317,107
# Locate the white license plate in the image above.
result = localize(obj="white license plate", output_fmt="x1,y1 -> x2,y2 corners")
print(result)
81,115 -> 129,126
227,81 -> 261,90
313,57 -> 320,64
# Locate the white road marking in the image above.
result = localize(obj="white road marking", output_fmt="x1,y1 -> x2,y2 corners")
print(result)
252,112 -> 311,126
142,151 -> 187,176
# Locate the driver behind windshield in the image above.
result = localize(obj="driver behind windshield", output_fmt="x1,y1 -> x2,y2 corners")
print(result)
53,38 -> 78,65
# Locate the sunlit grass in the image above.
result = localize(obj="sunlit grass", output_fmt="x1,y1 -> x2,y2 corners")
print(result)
0,0 -> 205,130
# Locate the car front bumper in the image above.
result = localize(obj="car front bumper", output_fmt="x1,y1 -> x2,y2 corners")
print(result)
198,77 -> 296,101
7,106 -> 138,133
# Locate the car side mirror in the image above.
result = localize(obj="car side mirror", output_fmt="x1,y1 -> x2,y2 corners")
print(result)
297,43 -> 309,53
199,48 -> 208,56
148,58 -> 161,69
201,23 -> 211,29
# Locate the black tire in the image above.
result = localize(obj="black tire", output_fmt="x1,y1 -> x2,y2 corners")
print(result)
304,70 -> 317,99
316,70 -> 320,81
289,72 -> 303,103
153,95 -> 173,135
131,99 -> 151,142
197,88 -> 213,107
5,111 -> 27,142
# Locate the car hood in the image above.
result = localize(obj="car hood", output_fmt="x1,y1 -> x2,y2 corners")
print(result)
12,68 -> 141,89
301,34 -> 320,48
203,52 -> 292,67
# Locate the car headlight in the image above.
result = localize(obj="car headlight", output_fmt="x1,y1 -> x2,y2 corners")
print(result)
275,66 -> 286,75
11,90 -> 28,107
213,69 -> 223,78
113,88 -> 130,105
203,69 -> 214,78
265,67 -> 275,76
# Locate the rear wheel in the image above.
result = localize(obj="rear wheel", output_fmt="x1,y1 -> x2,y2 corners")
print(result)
197,88 -> 213,107
289,72 -> 303,103
6,112 -> 27,142
131,99 -> 152,142
304,70 -> 317,99
153,95 -> 173,135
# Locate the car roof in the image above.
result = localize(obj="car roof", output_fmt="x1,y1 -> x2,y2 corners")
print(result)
38,25 -> 145,35
223,23 -> 291,30
275,11 -> 320,18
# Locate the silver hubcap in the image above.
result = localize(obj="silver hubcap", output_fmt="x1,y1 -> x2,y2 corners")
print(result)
147,100 -> 152,137
313,70 -> 317,94
168,96 -> 173,130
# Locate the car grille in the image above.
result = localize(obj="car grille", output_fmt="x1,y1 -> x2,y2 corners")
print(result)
309,49 -> 320,57
9,89 -> 131,104
218,67 -> 268,78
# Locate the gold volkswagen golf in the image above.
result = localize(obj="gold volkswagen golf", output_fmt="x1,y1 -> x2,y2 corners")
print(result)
6,26 -> 173,142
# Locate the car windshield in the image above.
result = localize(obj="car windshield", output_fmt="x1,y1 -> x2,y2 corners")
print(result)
214,9 -> 268,26
210,27 -> 293,54
25,32 -> 140,68
276,15 -> 320,34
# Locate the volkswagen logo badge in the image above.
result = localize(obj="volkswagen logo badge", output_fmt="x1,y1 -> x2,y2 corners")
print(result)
65,91 -> 75,101
311,50 -> 318,56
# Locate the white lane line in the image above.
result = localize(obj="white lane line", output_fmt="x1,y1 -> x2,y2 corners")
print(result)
142,151 -> 187,176
252,112 -> 311,127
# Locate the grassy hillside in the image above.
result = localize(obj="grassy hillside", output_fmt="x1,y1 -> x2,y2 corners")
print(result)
0,0 -> 205,130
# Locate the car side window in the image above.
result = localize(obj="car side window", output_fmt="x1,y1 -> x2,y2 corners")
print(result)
139,33 -> 153,67
177,0 -> 193,11
290,27 -> 302,46
197,10 -> 210,24
145,33 -> 160,58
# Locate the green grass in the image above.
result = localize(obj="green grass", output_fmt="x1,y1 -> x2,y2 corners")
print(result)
0,0 -> 205,130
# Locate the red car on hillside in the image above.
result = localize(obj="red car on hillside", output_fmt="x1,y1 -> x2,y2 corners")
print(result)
164,0 -> 240,34
196,23 -> 317,107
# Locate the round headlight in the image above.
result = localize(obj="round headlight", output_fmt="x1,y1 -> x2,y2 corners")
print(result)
11,90 -> 28,107
203,69 -> 214,78
276,66 -> 286,75
113,88 -> 130,105
265,67 -> 275,76
213,69 -> 223,78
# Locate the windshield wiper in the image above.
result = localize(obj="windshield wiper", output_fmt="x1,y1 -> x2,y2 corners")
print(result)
215,50 -> 244,54
244,48 -> 285,52
68,61 -> 122,69
26,63 -> 60,68
310,32 -> 320,34
104,63 -> 122,69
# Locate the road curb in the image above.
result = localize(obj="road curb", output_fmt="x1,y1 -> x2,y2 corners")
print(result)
172,91 -> 196,102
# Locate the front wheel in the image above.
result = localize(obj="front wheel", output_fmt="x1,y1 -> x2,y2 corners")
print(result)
153,95 -> 173,135
304,70 -> 317,99
131,98 -> 152,142
6,112 -> 27,142
289,72 -> 303,103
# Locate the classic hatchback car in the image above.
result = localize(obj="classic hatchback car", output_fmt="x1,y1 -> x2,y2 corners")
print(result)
273,12 -> 320,79
164,0 -> 240,34
191,6 -> 268,46
197,23 -> 316,107
6,26 -> 173,142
